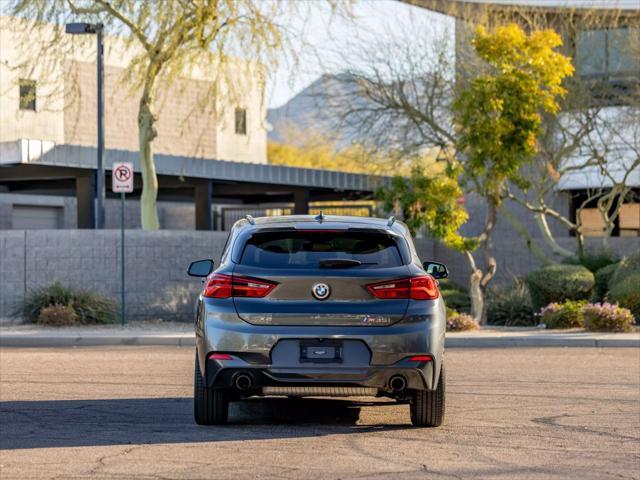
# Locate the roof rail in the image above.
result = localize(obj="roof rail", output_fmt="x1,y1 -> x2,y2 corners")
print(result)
315,210 -> 324,223
245,214 -> 255,225
387,215 -> 396,227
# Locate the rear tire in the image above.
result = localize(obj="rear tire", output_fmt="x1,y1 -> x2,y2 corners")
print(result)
194,354 -> 229,425
410,364 -> 445,427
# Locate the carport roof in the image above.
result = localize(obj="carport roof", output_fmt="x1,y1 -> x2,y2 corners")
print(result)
0,140 -> 389,192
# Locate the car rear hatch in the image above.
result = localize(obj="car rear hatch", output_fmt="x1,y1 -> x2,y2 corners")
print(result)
231,227 -> 412,326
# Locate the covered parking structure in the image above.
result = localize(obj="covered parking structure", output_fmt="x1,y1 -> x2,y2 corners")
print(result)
0,141 -> 389,230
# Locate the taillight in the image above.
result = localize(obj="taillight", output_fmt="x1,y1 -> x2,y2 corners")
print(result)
203,274 -> 277,298
366,275 -> 438,300
208,353 -> 234,360
408,276 -> 439,300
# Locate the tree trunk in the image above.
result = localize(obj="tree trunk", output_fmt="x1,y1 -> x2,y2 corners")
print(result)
575,227 -> 585,257
469,266 -> 484,324
465,251 -> 485,324
138,96 -> 160,230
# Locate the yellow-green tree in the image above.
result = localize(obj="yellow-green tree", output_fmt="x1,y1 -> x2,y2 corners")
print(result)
12,0 -> 347,229
268,127 -> 444,177
454,24 -> 574,322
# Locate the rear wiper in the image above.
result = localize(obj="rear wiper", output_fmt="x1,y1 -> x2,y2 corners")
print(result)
319,259 -> 362,269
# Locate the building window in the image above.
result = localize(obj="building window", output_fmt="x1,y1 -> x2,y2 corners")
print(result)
235,107 -> 247,135
576,28 -> 640,82
19,79 -> 36,111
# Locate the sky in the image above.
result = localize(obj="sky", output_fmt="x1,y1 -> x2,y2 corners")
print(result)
0,0 -> 451,110
266,0 -> 452,109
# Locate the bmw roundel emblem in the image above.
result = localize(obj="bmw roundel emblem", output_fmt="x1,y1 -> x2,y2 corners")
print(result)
312,283 -> 331,301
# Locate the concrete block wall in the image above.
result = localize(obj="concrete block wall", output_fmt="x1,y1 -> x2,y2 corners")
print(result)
0,230 -> 229,323
1,230 -> 638,324
415,236 -> 640,288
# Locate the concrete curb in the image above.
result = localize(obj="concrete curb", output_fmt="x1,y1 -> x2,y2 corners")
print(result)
445,336 -> 640,348
0,335 -> 196,348
1,334 -> 638,348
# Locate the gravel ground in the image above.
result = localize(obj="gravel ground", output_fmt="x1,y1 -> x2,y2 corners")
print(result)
0,346 -> 638,479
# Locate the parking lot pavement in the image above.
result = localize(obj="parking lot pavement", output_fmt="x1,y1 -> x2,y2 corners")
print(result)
0,347 -> 638,480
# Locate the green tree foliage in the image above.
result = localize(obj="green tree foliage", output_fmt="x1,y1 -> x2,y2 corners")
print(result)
378,165 -> 475,252
455,24 -> 575,200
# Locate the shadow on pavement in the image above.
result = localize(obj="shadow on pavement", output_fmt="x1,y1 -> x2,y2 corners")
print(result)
0,396 -> 409,450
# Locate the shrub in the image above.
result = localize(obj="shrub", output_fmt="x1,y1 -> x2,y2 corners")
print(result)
563,251 -> 620,273
537,300 -> 586,329
19,282 -> 116,324
446,306 -> 460,319
486,280 -> 536,326
593,263 -> 619,302
610,250 -> 640,287
439,279 -> 471,313
525,264 -> 595,310
37,304 -> 79,326
447,314 -> 479,332
608,273 -> 640,321
582,303 -> 634,333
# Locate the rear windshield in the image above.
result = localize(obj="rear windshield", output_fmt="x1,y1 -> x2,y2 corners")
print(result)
239,231 -> 404,269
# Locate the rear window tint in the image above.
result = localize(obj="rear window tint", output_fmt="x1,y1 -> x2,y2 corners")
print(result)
239,231 -> 404,269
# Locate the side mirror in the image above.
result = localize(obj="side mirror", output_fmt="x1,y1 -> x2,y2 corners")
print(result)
187,259 -> 214,277
423,261 -> 448,279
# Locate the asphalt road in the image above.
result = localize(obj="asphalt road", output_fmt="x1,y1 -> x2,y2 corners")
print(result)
0,347 -> 638,480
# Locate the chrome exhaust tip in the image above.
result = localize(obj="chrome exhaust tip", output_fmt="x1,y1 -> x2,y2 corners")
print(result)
233,373 -> 253,390
389,375 -> 407,392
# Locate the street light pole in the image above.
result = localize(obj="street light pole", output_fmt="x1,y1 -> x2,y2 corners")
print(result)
65,22 -> 105,229
96,26 -> 105,229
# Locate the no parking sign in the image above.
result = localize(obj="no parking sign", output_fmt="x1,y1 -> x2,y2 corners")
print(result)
112,161 -> 133,327
112,162 -> 134,193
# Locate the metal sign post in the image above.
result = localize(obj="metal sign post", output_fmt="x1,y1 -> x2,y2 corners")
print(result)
112,162 -> 134,326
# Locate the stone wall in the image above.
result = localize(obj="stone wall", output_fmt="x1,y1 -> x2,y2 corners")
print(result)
1,230 -> 638,324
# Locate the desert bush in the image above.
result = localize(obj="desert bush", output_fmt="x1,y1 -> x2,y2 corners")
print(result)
525,264 -> 595,310
563,251 -> 620,273
582,303 -> 634,333
446,306 -> 460,319
439,279 -> 471,313
20,282 -> 116,324
593,263 -> 619,302
486,280 -> 536,326
610,250 -> 640,286
37,304 -> 79,326
446,313 -> 479,332
537,300 -> 586,329
608,273 -> 640,321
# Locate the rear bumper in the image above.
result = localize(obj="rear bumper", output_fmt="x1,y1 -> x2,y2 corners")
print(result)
204,357 -> 435,392
196,306 -> 446,392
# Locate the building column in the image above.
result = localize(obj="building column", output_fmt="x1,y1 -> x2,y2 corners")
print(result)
293,188 -> 309,215
194,179 -> 213,230
76,174 -> 95,229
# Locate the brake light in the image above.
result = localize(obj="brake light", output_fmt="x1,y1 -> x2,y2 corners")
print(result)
203,274 -> 277,298
366,275 -> 438,300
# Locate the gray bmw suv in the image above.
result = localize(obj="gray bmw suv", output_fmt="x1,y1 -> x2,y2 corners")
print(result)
187,215 -> 448,427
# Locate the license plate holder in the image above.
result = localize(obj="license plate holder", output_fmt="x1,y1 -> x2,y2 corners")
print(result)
300,340 -> 343,364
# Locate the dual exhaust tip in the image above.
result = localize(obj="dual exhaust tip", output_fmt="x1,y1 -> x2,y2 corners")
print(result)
233,373 -> 253,391
389,375 -> 407,392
